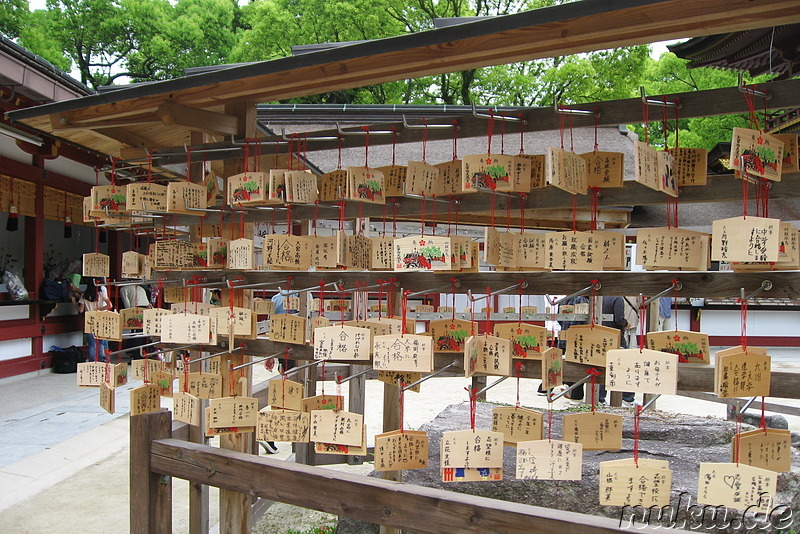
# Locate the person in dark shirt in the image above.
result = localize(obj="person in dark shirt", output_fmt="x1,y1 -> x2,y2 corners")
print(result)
600,296 -> 635,405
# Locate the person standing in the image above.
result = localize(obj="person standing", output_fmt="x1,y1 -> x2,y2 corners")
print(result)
599,296 -> 635,406
658,297 -> 673,331
73,277 -> 112,362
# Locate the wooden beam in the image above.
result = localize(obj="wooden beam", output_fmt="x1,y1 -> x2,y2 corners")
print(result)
50,111 -> 160,132
93,127 -> 161,153
151,439 -> 645,534
131,411 -> 173,534
158,102 -> 239,136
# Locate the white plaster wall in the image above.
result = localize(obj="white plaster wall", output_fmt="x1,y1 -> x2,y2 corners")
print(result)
0,338 -> 32,362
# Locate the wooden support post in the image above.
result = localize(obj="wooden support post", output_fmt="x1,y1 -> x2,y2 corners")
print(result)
380,381 -> 402,534
188,401 -> 209,534
130,410 -> 173,534
347,364 -> 368,465
294,363 -> 316,466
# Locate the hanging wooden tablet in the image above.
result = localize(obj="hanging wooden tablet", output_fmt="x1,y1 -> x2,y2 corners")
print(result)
404,161 -> 439,196
121,251 -> 144,278
668,147 -> 707,186
208,396 -> 258,429
606,348 -> 678,395
564,324 -> 619,366
497,231 -> 519,268
730,127 -> 784,181
178,372 -> 223,399
313,325 -> 371,361
483,227 -> 501,266
434,159 -> 462,195
270,314 -> 307,345
462,153 -> 514,192
130,384 -> 161,416
310,409 -> 364,446
373,334 -> 434,372
99,381 -> 115,414
203,171 -> 220,203
132,359 -> 163,381
735,225 -> 800,270
393,235 -> 451,271
348,166 -> 385,204
711,216 -> 781,263
448,236 -> 471,270
346,234 -> 372,270
657,150 -> 678,197
441,429 -> 503,469
773,133 -> 798,173
377,370 -> 422,392
697,463 -> 777,512
732,428 -> 792,473
82,252 -> 110,278
714,349 -> 771,398
510,155 -> 532,192
599,459 -> 672,507
210,307 -> 253,337
250,298 -> 275,315
83,196 -> 102,223
369,236 -> 394,270
167,182 -> 207,214
142,309 -> 169,338
204,238 -> 227,268
634,141 -> 660,193
120,307 -> 144,330
262,235 -> 312,270
170,302 -> 216,317
257,409 -> 310,442
151,370 -> 174,397
579,151 -> 624,188
492,406 -> 543,445
546,147 -> 587,195
464,334 -> 513,377
316,425 -> 368,456
91,184 -> 127,215
77,361 -> 105,387
430,319 -> 474,353
516,439 -> 582,480
127,183 -> 167,212
518,154 -> 546,189
285,170 -> 318,203
302,395 -> 344,412
89,310 -> 122,342
636,227 -> 709,270
546,231 -> 600,270
590,230 -> 625,270
646,330 -> 709,364
228,238 -> 254,270
515,232 -> 548,270
562,412 -> 623,451
204,407 -> 254,436
227,171 -> 267,205
160,313 -> 212,345
493,323 -> 547,359
153,240 -> 195,269
173,390 -> 201,426
540,347 -> 563,390
375,165 -> 406,197
318,169 -> 348,202
374,429 -> 429,471
267,377 -> 304,411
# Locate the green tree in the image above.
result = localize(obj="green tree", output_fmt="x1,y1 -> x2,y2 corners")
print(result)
0,0 -> 29,38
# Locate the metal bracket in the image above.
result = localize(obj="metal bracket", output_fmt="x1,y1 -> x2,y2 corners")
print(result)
471,103 -> 526,123
407,279 -> 461,299
640,87 -> 681,108
401,116 -> 458,130
546,280 -> 602,307
231,350 -> 285,370
737,73 -> 771,100
468,280 -> 528,302
643,279 -> 682,306
336,367 -> 373,384
740,280 -> 773,302
401,360 -> 460,391
554,101 -> 599,117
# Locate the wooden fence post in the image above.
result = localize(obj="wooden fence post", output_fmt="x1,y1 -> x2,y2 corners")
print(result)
189,399 -> 210,534
131,410 -> 173,534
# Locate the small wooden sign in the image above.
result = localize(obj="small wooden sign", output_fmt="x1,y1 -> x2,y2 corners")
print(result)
121,307 -> 145,330
599,459 -> 672,507
697,462 -> 777,512
546,147 -> 587,195
605,348 -> 678,395
309,409 -> 364,446
173,390 -> 201,426
206,238 -> 227,268
161,313 -> 212,344
318,169 -> 348,202
394,235 -> 451,271
404,161 -> 439,196
376,164 -> 406,197
374,430 -> 429,471
516,439 -> 583,480
518,154 -> 546,189
178,372 -> 223,399
462,153 -> 515,192
167,181 -> 207,214
208,396 -> 258,428
562,412 -> 623,451
493,323 -> 547,359
263,235 -> 312,270
440,429 -> 503,469
773,133 -> 798,173
430,319 -> 474,353
370,236 -> 395,270
151,370 -> 174,397
91,310 -> 123,341
302,395 -> 344,412
634,142 -> 662,193
564,324 -> 620,366
204,407 -> 254,436
210,307 -> 253,337
267,377 -> 304,411
251,298 -> 275,315
515,232 -> 548,270
99,381 -> 115,414
636,227 -> 708,270
257,409 -> 310,442
285,170 -> 318,203
510,155 -> 532,192
130,384 -> 162,416
348,166 -> 385,204
669,147 -> 707,186
82,252 -> 110,278
731,428 -> 792,473
541,347 -> 563,390
127,183 -> 167,212
131,359 -> 163,382
492,406 -> 543,445
228,238 -> 254,270
646,330 -> 710,364
373,334 -> 434,372
464,334 -> 513,377
711,216 -> 780,263
269,314 -> 307,345
313,325 -> 371,361
227,171 -> 267,205
143,308 -> 171,336
580,151 -> 624,188
546,231 -> 601,270
449,236 -> 472,270
377,371 -> 422,393
315,425 -> 368,456
268,169 -> 287,202
590,230 -> 626,270
91,184 -> 127,214
730,127 -> 784,181
121,251 -> 144,278
434,159 -> 462,196
714,349 -> 771,398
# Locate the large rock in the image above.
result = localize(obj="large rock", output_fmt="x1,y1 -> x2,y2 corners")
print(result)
338,402 -> 799,534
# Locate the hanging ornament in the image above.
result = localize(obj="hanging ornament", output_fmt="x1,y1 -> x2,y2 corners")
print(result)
6,204 -> 18,232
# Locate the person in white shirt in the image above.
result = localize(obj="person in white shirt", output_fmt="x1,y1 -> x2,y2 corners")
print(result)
73,277 -> 112,362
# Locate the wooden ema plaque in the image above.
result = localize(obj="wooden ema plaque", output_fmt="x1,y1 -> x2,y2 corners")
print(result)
730,127 -> 784,181
541,347 -> 563,390
394,235 -> 451,271
464,334 -> 513,377
309,409 -> 364,446
564,324 -> 620,366
646,330 -> 710,364
77,362 -> 106,387
733,224 -> 800,271
634,142 -> 678,197
160,313 -> 212,344
590,230 -> 625,270
208,396 -> 258,428
546,147 -> 587,195
429,159 -> 460,196
462,153 -> 514,192
711,216 -> 780,263
348,166 -> 385,204
127,183 -> 167,212
370,236 -> 394,270
99,381 -> 115,415
579,151 -> 624,188
375,164 -> 406,197
267,377 -> 304,411
668,147 -> 708,186
492,407 -> 543,446
173,390 -> 201,426
269,314 -> 307,345
227,171 -> 267,205
404,161 -> 439,196
313,325 -> 371,361
516,439 -> 582,480
302,395 -> 344,412
714,348 -> 771,398
82,252 -> 110,278
373,334 -> 434,373
484,227 -> 501,266
377,371 -> 421,393
143,309 -> 170,337
251,298 -> 275,315
178,372 -> 222,399
497,232 -> 519,268
430,319 -> 474,353
263,235 -> 312,270
151,370 -> 174,397
89,310 -> 123,342
515,232 -> 547,270
257,409 -> 310,443
732,428 -> 792,473
600,459 -> 672,507
284,170 -> 317,204
518,154 -> 545,189
130,384 -> 161,416
131,359 -> 163,382
206,238 -> 227,268
493,323 -> 547,359
546,231 -> 601,270
121,251 -> 144,278
204,407 -> 254,437
697,462 -> 777,512
509,155 -> 532,192
316,425 -> 368,456
374,430 -> 429,472
773,133 -> 798,173
167,181 -> 206,214
605,348 -> 678,395
120,307 -> 144,330
267,169 -> 287,202
228,238 -> 254,270
636,227 -> 709,270
210,307 -> 254,337
318,169 -> 348,202
562,412 -> 623,451
91,184 -> 127,214
440,429 -> 503,472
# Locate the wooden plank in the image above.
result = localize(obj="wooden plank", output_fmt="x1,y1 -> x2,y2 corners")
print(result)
380,381 -> 402,534
50,111 -> 160,131
150,438 -> 683,534
347,364 -> 368,466
130,411 -> 172,534
158,102 -> 239,136
678,390 -> 800,417
189,400 -> 210,534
